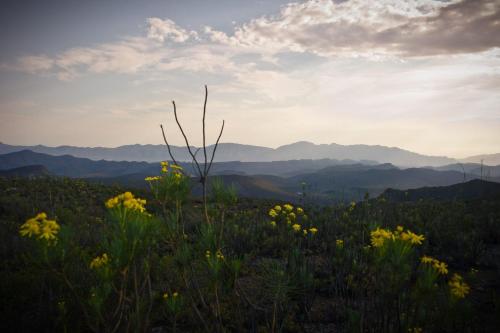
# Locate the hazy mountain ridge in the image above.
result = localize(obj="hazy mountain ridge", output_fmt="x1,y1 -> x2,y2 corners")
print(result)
0,141 -> 466,167
2,150 -> 498,202
0,150 -> 375,178
380,179 -> 500,202
0,165 -> 50,178
459,153 -> 500,166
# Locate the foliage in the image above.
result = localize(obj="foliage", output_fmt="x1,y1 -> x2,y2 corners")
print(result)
0,173 -> 499,332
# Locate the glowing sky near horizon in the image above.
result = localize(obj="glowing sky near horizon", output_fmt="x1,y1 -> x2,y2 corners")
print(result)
0,0 -> 499,158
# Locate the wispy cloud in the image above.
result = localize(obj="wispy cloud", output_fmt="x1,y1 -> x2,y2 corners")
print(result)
205,0 -> 500,57
146,18 -> 199,43
4,0 -> 500,80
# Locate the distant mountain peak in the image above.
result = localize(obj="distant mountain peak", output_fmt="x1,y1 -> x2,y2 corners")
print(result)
0,141 -> 490,167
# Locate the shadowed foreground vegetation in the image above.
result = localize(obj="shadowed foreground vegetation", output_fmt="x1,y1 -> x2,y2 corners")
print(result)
1,168 -> 499,332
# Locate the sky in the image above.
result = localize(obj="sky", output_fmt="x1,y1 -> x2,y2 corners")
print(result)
0,0 -> 499,158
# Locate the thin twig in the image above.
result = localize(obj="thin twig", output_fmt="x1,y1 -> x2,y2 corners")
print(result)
202,85 -> 208,175
160,124 -> 180,167
206,120 -> 225,175
172,101 -> 203,177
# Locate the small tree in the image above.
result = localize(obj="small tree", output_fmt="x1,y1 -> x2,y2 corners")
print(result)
160,85 -> 224,224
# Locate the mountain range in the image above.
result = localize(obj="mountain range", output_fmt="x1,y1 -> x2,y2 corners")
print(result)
2,150 -> 499,202
2,141 -> 489,167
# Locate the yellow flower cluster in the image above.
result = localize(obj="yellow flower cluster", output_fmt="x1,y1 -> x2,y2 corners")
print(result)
336,239 -> 344,248
370,228 -> 394,247
370,226 -> 425,248
448,273 -> 470,298
408,328 -> 422,333
205,249 -> 225,260
89,253 -> 109,269
171,164 -> 183,171
269,204 -> 306,223
19,212 -> 60,243
161,161 -> 169,173
105,192 -> 147,213
268,204 -> 316,235
420,255 -> 449,275
163,291 -> 179,299
145,176 -> 161,182
159,161 -> 183,173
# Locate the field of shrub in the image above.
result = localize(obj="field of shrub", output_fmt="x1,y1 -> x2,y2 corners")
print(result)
1,164 -> 499,332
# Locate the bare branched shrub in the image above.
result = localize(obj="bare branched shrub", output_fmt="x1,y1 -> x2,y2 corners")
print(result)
160,85 -> 224,223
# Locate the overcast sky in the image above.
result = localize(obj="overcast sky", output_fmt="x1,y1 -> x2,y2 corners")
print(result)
0,0 -> 499,158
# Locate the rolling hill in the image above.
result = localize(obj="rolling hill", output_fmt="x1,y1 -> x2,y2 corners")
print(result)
380,179 -> 500,202
0,165 -> 50,178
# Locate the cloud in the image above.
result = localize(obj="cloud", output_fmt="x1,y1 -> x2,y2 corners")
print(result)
146,18 -> 198,43
2,55 -> 54,74
205,0 -> 500,57
54,37 -> 168,80
3,0 -> 500,81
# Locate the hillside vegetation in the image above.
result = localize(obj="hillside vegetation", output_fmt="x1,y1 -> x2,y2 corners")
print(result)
1,167 -> 499,332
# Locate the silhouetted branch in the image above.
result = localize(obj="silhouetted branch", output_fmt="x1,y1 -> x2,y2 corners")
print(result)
172,100 -> 203,177
202,85 -> 208,175
206,120 -> 225,175
160,124 -> 180,167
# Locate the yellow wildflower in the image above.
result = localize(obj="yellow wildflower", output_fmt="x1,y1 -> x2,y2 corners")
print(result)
283,204 -> 294,212
449,273 -> 470,298
173,292 -> 179,298
336,239 -> 344,248
270,221 -> 277,227
296,207 -> 304,215
407,231 -> 425,245
170,164 -> 183,170
303,229 -> 308,235
420,256 -> 448,275
370,228 -> 394,247
408,328 -> 422,333
163,293 -> 169,299
145,176 -> 161,182
309,227 -> 318,235
269,209 -> 278,218
421,256 -> 434,264
105,192 -> 147,213
19,218 -> 41,237
20,213 -> 60,243
216,249 -> 224,260
90,253 -> 109,269
274,205 -> 282,212
39,219 -> 60,241
434,261 -> 448,275
288,212 -> 296,221
292,224 -> 301,232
